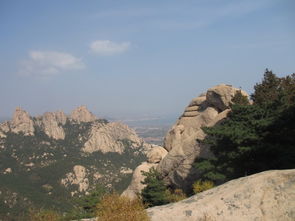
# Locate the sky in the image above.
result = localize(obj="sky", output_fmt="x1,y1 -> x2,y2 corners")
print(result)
0,0 -> 294,119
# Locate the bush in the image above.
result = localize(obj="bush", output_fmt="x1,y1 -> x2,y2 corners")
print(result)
193,180 -> 214,194
165,189 -> 186,202
28,208 -> 62,221
96,193 -> 149,221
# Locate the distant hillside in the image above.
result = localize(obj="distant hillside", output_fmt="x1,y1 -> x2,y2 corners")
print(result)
0,106 -> 152,219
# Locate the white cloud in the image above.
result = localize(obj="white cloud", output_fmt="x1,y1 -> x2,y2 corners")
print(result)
19,51 -> 84,76
90,40 -> 130,55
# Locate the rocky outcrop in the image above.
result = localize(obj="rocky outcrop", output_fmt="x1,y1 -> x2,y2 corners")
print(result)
82,122 -> 143,154
122,145 -> 168,199
61,165 -> 89,194
41,112 -> 66,140
157,84 -> 248,191
147,169 -> 295,221
10,107 -> 35,136
147,145 -> 168,164
121,162 -> 158,199
70,105 -> 96,123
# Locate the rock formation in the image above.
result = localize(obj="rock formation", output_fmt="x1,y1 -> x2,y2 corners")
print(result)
61,165 -> 89,194
70,105 -> 97,123
41,112 -> 66,140
147,169 -> 295,221
82,122 -> 143,154
122,145 -> 168,199
10,107 -> 35,136
157,84 -> 248,191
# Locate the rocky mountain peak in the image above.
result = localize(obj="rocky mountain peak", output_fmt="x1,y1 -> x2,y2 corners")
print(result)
70,105 -> 97,123
82,121 -> 143,154
10,107 -> 34,136
41,112 -> 65,140
157,84 -> 249,191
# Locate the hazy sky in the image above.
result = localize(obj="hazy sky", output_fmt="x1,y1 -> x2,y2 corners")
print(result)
0,0 -> 294,119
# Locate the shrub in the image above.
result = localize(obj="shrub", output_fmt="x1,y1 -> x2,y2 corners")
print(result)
165,189 -> 186,202
193,180 -> 214,194
28,208 -> 62,221
96,193 -> 150,221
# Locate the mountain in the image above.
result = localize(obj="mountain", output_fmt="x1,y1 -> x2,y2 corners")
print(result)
147,169 -> 295,221
123,84 -> 249,196
0,106 -> 154,218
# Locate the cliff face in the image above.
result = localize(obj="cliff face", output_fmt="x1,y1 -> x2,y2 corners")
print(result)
40,112 -> 66,140
83,122 -> 143,154
122,84 -> 248,197
147,169 -> 295,221
157,84 -> 248,191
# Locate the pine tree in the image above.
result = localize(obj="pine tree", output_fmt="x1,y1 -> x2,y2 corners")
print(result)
141,168 -> 169,207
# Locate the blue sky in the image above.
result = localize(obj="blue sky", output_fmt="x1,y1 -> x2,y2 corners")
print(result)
0,0 -> 294,119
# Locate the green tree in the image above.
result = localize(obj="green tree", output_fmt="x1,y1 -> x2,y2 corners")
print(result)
195,71 -> 295,184
141,168 -> 169,207
68,185 -> 107,219
231,90 -> 249,106
251,69 -> 281,105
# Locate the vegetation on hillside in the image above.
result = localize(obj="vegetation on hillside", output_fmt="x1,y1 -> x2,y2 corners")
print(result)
0,119 -> 146,219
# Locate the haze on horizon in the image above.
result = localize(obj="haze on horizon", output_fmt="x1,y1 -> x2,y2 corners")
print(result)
0,0 -> 294,119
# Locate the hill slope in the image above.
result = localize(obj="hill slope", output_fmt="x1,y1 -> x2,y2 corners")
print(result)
0,106 -> 151,218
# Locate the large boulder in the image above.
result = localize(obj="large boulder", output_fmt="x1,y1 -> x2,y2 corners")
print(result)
121,162 -> 158,199
147,169 -> 295,221
147,145 -> 168,163
122,145 -> 167,199
157,84 -> 248,192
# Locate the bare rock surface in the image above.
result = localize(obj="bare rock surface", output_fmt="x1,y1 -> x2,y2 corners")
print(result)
147,145 -> 168,163
70,105 -> 96,123
147,169 -> 295,221
82,122 -> 143,154
158,84 -> 248,191
61,165 -> 89,193
122,145 -> 167,199
10,107 -> 35,136
121,162 -> 158,199
41,112 -> 65,140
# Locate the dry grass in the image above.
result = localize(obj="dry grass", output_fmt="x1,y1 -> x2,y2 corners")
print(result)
193,180 -> 214,194
96,193 -> 150,221
165,189 -> 187,203
28,208 -> 62,221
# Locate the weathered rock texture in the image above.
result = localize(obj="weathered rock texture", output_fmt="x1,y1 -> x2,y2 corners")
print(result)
70,105 -> 97,123
147,169 -> 295,221
41,112 -> 66,140
122,145 -> 168,199
157,84 -> 248,191
82,122 -> 143,154
10,107 -> 35,136
61,165 -> 89,193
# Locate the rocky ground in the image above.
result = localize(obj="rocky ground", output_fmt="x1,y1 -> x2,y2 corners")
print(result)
147,169 -> 295,221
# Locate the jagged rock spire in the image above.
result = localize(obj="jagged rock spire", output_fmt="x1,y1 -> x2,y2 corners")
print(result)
70,105 -> 97,123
